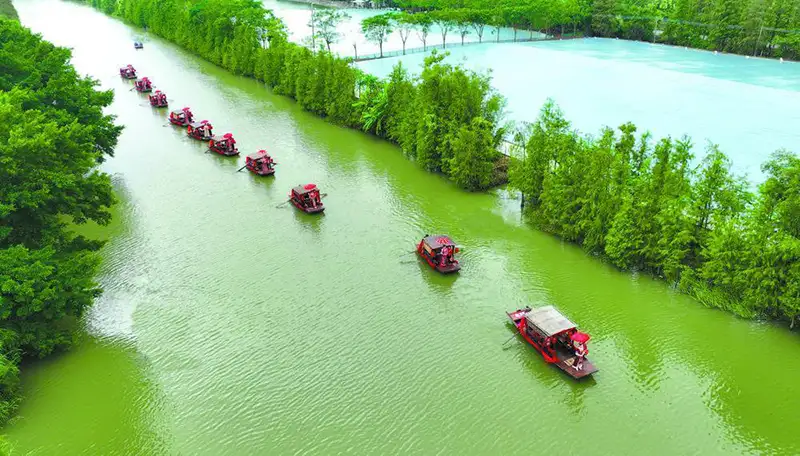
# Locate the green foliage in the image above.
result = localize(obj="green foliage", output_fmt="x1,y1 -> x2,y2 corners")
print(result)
0,18 -> 120,425
511,100 -> 800,329
384,0 -> 800,59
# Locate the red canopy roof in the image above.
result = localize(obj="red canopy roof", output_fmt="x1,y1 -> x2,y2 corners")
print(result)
304,184 -> 316,190
570,332 -> 590,343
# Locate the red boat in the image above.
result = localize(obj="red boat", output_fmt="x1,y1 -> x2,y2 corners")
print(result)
417,235 -> 460,273
169,107 -> 194,126
187,120 -> 213,140
208,133 -> 239,156
134,77 -> 153,93
245,150 -> 276,176
506,306 -> 598,380
148,90 -> 168,107
289,184 -> 324,214
119,65 -> 136,79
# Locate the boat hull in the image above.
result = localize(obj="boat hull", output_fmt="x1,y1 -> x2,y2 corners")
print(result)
291,199 -> 324,214
248,167 -> 275,176
209,147 -> 239,156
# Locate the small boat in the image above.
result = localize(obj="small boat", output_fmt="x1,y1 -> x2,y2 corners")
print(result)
187,120 -> 213,140
134,77 -> 153,93
506,306 -> 598,380
245,150 -> 276,176
169,107 -> 194,126
417,235 -> 460,273
289,184 -> 324,214
208,133 -> 239,156
148,90 -> 168,107
119,64 -> 136,79
134,41 -> 143,49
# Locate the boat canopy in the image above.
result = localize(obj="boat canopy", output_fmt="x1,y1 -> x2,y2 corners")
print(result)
423,235 -> 455,250
525,306 -> 576,337
292,184 -> 317,195
247,150 -> 269,160
189,121 -> 209,128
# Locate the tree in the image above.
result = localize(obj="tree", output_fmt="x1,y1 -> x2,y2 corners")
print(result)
361,14 -> 393,57
430,10 -> 455,48
449,118 -> 497,190
393,12 -> 414,54
310,8 -> 351,52
454,10 -> 471,45
467,9 -> 488,42
412,13 -> 433,50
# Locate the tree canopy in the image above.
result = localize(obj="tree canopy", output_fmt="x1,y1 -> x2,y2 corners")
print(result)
0,17 -> 122,424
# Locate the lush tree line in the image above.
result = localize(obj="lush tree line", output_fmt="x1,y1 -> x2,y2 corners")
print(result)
510,101 -> 800,329
0,17 -> 122,426
349,0 -> 800,60
83,0 -> 507,190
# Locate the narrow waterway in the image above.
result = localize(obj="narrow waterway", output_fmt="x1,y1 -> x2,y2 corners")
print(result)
7,1 -> 800,454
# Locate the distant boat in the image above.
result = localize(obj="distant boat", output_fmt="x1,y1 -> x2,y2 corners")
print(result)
134,41 -> 143,49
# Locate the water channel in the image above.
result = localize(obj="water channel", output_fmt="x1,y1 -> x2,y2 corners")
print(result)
6,0 -> 800,454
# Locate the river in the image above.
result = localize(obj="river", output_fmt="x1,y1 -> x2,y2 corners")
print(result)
6,0 -> 800,454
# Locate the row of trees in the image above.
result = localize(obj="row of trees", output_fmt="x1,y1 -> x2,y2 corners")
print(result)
349,0 -> 800,60
85,0 -> 507,190
0,17 -> 123,424
510,101 -> 799,328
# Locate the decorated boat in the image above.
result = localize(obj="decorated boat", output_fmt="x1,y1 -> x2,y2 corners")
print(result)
119,64 -> 136,79
245,150 -> 276,176
289,184 -> 324,214
417,235 -> 460,273
134,77 -> 153,93
506,306 -> 598,379
187,120 -> 213,140
169,107 -> 193,126
148,90 -> 168,107
208,133 -> 239,156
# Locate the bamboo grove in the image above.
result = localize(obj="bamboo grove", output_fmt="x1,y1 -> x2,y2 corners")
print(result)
0,16 -> 122,424
351,0 -> 800,60
510,101 -> 799,329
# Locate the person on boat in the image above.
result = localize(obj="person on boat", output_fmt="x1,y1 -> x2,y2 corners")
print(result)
440,245 -> 452,266
159,92 -> 166,104
573,340 -> 587,371
202,123 -> 211,138
185,110 -> 193,123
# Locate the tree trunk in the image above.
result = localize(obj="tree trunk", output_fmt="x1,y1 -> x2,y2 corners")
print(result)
353,43 -> 357,60
402,39 -> 406,55
379,41 -> 383,57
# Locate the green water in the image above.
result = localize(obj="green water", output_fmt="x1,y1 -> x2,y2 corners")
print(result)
7,0 -> 800,454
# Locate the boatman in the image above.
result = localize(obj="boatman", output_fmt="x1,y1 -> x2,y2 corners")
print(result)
573,340 -> 587,371
202,123 -> 211,139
